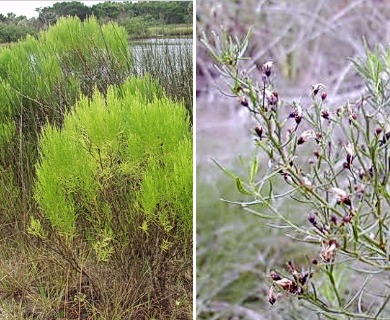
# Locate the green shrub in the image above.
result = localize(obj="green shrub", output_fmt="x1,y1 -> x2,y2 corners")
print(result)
0,16 -> 131,206
123,16 -> 151,38
0,22 -> 37,43
33,77 -> 192,292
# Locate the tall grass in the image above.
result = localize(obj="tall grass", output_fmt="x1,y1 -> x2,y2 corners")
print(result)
148,24 -> 193,37
131,39 -> 193,122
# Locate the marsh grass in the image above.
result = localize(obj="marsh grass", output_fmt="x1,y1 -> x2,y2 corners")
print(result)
131,38 -> 193,122
127,23 -> 192,40
147,24 -> 193,38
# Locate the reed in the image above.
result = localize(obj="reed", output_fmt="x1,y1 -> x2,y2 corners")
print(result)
131,38 -> 193,122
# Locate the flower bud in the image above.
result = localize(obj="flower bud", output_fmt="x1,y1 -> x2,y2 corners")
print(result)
268,286 -> 277,305
320,239 -> 338,263
349,113 -> 357,124
311,83 -> 326,97
270,272 -> 282,281
262,61 -> 273,77
342,214 -> 353,224
240,96 -> 249,107
275,278 -> 294,291
344,142 -> 354,167
358,169 -> 366,180
315,132 -> 323,143
321,110 -> 330,120
380,131 -> 390,145
289,103 -> 302,125
254,126 -> 263,139
265,90 -> 279,106
330,187 -> 351,206
321,91 -> 327,101
308,214 -> 316,224
330,215 -> 337,224
283,173 -> 294,184
297,130 -> 316,145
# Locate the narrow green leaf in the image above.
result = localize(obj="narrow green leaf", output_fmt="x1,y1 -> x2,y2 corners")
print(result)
211,157 -> 237,180
235,177 -> 252,195
249,157 -> 258,183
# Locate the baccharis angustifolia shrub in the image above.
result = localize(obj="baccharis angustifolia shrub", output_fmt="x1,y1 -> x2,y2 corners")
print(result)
32,76 -> 192,296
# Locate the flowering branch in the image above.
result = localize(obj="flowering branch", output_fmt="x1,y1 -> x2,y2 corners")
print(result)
202,30 -> 390,318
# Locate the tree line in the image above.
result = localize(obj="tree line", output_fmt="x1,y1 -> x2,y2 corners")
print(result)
0,1 -> 192,43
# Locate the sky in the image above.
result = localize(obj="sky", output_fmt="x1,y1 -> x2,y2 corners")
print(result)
0,1 -> 105,18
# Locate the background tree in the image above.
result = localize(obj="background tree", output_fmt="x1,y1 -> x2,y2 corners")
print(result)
52,1 -> 92,21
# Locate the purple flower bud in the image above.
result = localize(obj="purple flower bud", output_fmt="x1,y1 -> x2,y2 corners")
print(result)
268,286 -> 277,305
342,214 -> 352,224
265,90 -> 279,105
297,130 -> 316,145
254,126 -> 263,139
240,96 -> 249,107
330,187 -> 351,206
311,83 -> 326,97
321,110 -> 329,120
262,61 -> 273,77
308,214 -> 316,224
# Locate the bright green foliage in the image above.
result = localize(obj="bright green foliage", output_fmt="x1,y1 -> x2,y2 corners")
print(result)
0,16 -> 131,206
0,16 -> 130,124
140,138 -> 192,232
34,78 -> 192,259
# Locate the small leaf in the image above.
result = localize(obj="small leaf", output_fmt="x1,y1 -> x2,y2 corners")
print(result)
139,220 -> 149,235
211,157 -> 237,180
267,180 -> 273,204
249,157 -> 258,183
235,177 -> 252,195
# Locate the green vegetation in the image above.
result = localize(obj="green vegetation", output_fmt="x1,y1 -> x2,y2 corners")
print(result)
147,23 -> 193,38
0,16 -> 131,202
0,15 -> 192,319
0,21 -> 37,43
33,78 -> 192,318
0,1 -> 193,44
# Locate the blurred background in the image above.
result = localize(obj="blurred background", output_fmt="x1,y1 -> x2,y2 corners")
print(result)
196,0 -> 390,319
